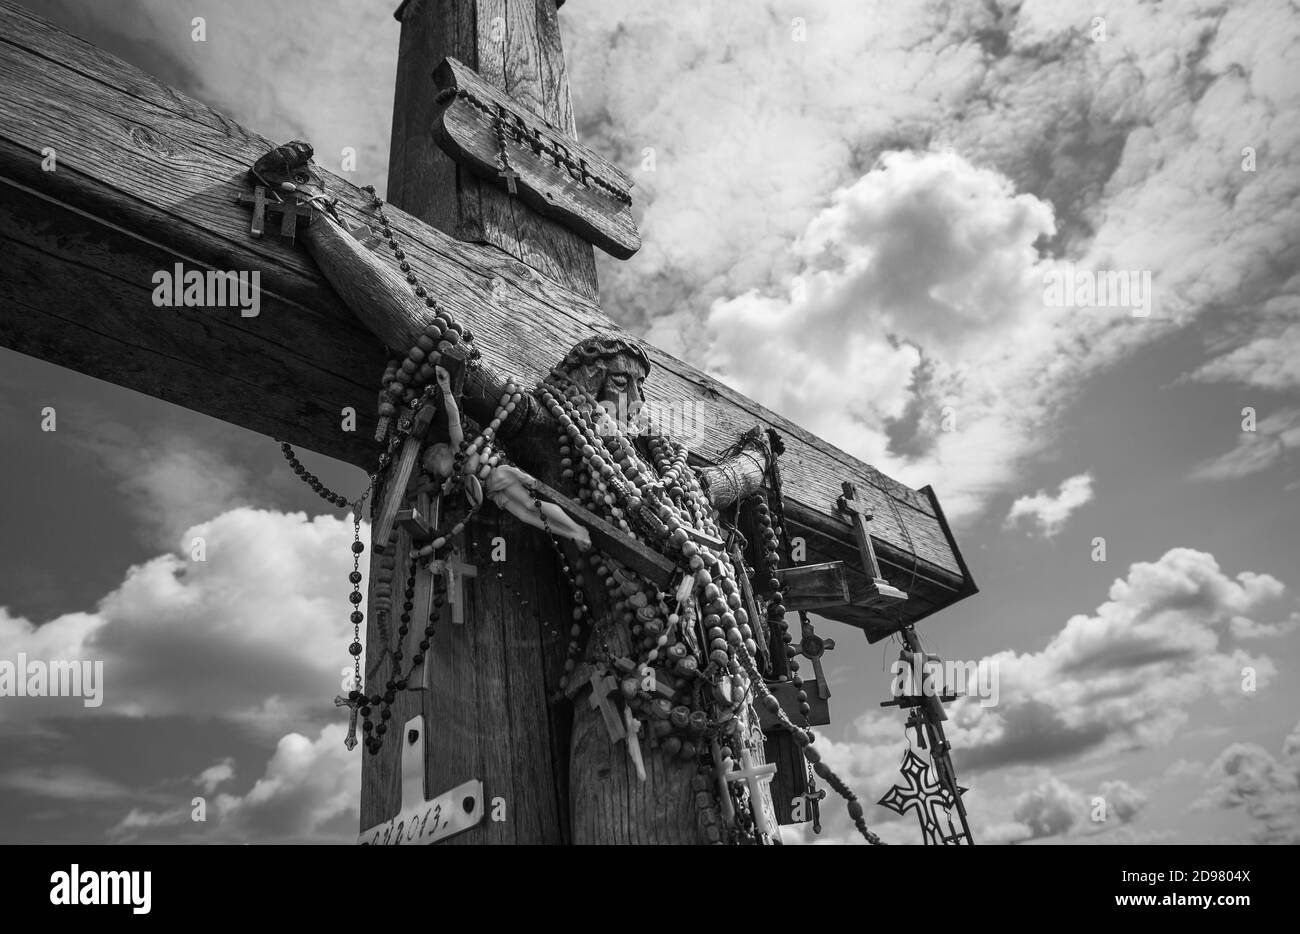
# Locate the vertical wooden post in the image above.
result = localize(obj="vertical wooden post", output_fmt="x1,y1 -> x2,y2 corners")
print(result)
387,0 -> 598,300
362,0 -> 592,844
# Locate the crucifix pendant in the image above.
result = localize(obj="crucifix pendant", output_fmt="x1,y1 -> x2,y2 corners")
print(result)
433,547 -> 477,625
334,694 -> 360,751
498,165 -> 519,195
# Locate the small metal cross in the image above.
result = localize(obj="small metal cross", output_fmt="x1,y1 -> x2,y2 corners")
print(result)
235,185 -> 313,244
334,694 -> 360,751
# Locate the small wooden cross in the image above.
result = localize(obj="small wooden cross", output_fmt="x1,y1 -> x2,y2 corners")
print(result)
397,492 -> 476,627
641,663 -> 676,702
498,164 -> 519,194
334,693 -> 360,750
588,667 -> 626,743
431,549 -> 477,625
373,400 -> 439,549
836,480 -> 909,608
396,490 -> 439,542
236,185 -> 314,244
684,526 -> 725,549
799,627 -> 835,703
374,343 -> 471,548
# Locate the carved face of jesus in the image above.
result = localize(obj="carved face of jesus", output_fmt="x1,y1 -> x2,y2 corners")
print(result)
597,354 -> 648,427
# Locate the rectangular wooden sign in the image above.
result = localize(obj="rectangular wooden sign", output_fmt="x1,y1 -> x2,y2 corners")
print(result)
432,57 -> 640,259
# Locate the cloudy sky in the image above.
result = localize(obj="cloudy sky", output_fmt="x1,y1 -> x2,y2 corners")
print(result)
1,0 -> 1298,844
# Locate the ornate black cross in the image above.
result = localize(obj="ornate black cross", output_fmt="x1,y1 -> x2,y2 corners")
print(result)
878,625 -> 975,844
877,747 -> 966,845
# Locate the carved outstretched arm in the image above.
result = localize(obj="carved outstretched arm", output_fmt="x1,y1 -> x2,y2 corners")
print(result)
243,144 -> 773,504
295,184 -> 767,504
435,366 -> 465,450
242,142 -> 561,474
695,429 -> 773,510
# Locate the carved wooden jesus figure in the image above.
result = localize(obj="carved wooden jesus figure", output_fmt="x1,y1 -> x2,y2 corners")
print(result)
457,334 -> 779,843
244,142 -> 779,845
537,337 -> 775,844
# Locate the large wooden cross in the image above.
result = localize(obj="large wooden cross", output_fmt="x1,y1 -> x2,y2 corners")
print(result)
0,0 -> 977,844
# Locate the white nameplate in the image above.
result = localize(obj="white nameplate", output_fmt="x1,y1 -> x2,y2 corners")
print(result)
358,714 -> 485,845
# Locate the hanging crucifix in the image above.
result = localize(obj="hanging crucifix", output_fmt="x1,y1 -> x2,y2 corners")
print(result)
334,692 -> 361,751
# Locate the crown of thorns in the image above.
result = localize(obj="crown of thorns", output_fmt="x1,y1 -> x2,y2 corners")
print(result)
550,336 -> 650,380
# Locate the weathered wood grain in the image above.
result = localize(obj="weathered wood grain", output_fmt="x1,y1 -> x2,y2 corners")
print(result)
374,0 -> 580,847
0,0 -> 975,635
432,57 -> 640,258
569,698 -> 702,844
566,578 -> 707,844
390,0 -> 599,299
390,0 -> 482,246
0,179 -> 378,465
492,0 -> 601,296
360,514 -> 570,843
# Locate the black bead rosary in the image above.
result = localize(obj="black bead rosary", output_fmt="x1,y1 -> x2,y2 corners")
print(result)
351,553 -> 445,754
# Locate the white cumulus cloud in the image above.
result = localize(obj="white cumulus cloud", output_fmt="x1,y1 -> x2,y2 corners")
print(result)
801,548 -> 1289,843
1004,472 -> 1095,538
1196,719 -> 1300,844
0,507 -> 364,736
